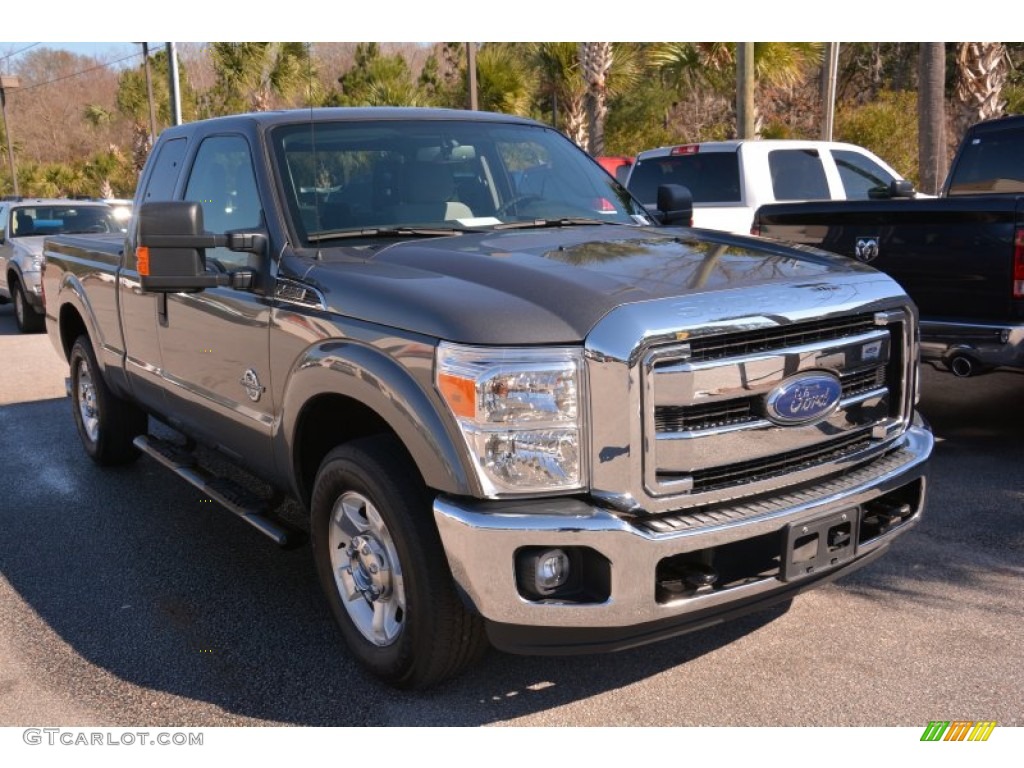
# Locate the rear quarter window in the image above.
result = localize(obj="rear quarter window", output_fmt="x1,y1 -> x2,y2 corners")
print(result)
628,153 -> 741,204
768,149 -> 830,200
140,137 -> 188,203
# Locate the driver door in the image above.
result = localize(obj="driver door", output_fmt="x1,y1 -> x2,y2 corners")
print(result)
155,133 -> 276,477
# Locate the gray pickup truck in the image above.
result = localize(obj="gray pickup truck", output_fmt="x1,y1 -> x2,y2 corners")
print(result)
43,108 -> 932,688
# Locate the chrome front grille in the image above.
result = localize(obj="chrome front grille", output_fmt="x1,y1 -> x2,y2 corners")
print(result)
654,364 -> 887,433
642,311 -> 909,504
660,431 -> 873,493
686,315 -> 878,362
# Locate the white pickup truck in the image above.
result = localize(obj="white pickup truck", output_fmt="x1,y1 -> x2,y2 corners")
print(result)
625,139 -> 917,235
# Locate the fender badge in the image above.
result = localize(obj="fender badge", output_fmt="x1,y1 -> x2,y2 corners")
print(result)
240,369 -> 265,402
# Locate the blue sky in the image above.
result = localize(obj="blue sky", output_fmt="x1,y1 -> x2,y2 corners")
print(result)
45,42 -> 140,57
0,42 -> 143,69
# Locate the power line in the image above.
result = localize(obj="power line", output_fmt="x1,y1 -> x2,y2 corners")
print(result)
0,42 -> 40,64
6,50 -> 145,95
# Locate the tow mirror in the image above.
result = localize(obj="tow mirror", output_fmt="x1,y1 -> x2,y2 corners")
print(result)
137,201 -> 265,293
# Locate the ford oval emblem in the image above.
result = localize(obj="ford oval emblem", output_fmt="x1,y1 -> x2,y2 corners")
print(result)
765,372 -> 842,426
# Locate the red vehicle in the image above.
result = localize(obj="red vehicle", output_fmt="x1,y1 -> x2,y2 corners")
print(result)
595,155 -> 634,183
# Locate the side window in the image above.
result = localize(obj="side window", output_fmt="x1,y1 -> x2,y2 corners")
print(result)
184,135 -> 262,270
833,149 -> 896,199
768,149 -> 830,201
0,205 -> 7,240
141,137 -> 187,203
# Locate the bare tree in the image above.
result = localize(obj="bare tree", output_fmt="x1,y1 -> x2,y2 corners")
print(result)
6,48 -> 128,165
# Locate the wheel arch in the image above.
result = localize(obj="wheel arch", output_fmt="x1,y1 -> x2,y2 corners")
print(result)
282,340 -> 477,510
58,302 -> 90,361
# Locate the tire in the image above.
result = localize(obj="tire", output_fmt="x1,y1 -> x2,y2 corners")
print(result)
311,435 -> 487,689
69,335 -> 147,466
12,279 -> 44,333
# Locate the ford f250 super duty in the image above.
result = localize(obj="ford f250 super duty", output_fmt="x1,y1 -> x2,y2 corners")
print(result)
43,108 -> 932,688
754,114 -> 1024,377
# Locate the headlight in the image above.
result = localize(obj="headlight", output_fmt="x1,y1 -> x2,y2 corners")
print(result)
436,343 -> 585,495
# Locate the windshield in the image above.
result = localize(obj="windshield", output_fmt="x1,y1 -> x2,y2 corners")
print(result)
270,118 -> 649,244
10,204 -> 124,237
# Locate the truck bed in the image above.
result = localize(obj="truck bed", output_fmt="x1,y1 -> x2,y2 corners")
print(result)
756,195 -> 1023,325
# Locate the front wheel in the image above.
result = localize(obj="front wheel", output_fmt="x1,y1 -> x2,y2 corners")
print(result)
311,436 -> 487,689
13,280 -> 44,333
69,335 -> 147,465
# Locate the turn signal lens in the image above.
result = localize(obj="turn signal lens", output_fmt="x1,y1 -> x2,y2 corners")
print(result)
136,246 -> 150,276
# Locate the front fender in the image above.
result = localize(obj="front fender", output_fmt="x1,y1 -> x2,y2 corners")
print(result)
278,338 -> 477,502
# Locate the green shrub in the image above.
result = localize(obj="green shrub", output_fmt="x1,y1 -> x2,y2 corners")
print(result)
835,90 -> 919,184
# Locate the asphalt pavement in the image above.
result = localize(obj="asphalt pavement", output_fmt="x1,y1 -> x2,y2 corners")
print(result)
0,301 -> 1021,727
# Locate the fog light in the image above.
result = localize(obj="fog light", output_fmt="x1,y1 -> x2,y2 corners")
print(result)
535,549 -> 570,591
516,547 -> 572,598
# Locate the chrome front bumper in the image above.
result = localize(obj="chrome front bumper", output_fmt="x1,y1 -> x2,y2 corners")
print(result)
920,319 -> 1024,375
434,423 -> 932,654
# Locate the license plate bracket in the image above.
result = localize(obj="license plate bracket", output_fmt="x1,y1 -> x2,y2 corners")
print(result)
782,507 -> 859,582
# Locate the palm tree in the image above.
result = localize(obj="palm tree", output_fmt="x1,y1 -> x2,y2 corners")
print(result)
115,49 -> 188,174
580,43 -> 612,155
333,43 -> 420,107
363,80 -> 426,107
955,43 -> 1008,142
651,42 -> 822,138
649,42 -> 734,91
474,44 -> 531,116
210,42 -> 311,113
579,43 -> 644,155
918,43 -> 947,195
529,43 -> 588,148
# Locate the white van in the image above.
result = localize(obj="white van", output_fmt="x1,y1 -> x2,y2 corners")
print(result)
625,139 -> 918,235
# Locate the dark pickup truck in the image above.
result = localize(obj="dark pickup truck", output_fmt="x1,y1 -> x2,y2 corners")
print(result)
43,108 -> 932,688
755,114 -> 1024,378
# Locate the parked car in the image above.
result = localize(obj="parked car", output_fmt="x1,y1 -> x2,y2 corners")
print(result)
754,114 -> 1024,377
0,199 -> 123,332
595,155 -> 634,184
100,197 -> 134,224
625,139 -> 918,235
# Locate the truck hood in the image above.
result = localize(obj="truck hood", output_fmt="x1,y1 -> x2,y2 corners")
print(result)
12,235 -> 45,259
301,225 -> 884,345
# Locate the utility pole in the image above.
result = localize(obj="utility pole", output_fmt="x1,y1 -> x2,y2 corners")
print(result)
0,75 -> 20,197
166,43 -> 182,126
736,43 -> 755,139
820,43 -> 840,141
467,43 -> 478,111
140,43 -> 158,145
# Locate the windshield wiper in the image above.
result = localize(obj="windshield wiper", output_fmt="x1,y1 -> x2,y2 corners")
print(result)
491,217 -> 625,231
308,226 -> 472,243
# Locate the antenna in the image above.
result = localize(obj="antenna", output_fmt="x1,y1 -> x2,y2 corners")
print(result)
306,41 -> 321,251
